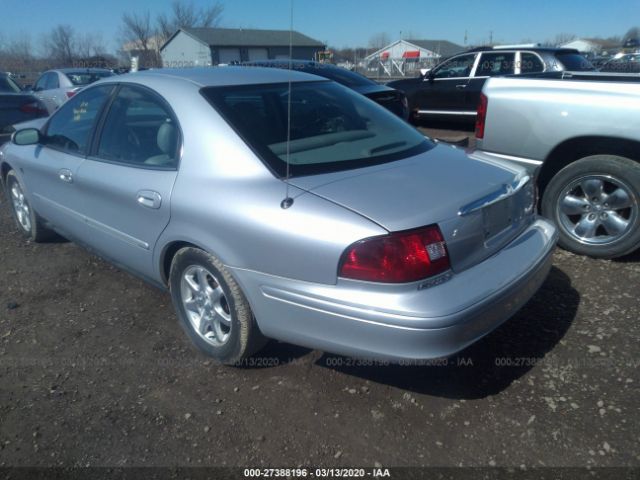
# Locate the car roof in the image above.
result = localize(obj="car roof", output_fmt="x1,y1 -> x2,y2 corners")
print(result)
464,47 -> 581,54
243,59 -> 334,68
114,66 -> 326,87
51,68 -> 114,74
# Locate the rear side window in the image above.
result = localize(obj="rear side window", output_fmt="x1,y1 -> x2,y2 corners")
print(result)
45,85 -> 113,154
520,53 -> 545,73
203,81 -> 432,177
476,52 -> 515,76
555,53 -> 595,71
44,72 -> 59,90
97,85 -> 179,168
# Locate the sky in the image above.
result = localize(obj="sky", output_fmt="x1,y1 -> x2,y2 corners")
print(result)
2,0 -> 638,53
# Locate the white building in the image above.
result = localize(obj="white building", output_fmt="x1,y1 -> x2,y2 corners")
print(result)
364,39 -> 465,77
560,38 -> 620,55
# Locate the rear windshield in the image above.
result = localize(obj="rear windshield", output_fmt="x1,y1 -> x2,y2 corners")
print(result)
301,65 -> 376,88
0,75 -> 21,93
555,52 -> 595,71
65,71 -> 114,86
202,81 -> 432,177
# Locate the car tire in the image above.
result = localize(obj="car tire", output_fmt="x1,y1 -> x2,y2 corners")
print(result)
4,169 -> 56,242
169,247 -> 267,365
541,155 -> 640,258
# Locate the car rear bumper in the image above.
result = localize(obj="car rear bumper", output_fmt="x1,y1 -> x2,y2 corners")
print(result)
231,218 -> 558,361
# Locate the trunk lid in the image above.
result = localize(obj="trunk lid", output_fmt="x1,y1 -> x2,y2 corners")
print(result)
290,143 -> 534,273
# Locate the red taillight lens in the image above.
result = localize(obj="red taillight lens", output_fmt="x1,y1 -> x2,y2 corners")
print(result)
66,90 -> 77,99
475,92 -> 488,139
339,225 -> 450,283
20,102 -> 47,116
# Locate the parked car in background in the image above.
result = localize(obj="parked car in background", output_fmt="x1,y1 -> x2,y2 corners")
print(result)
0,67 -> 556,364
242,60 -> 409,120
599,53 -> 640,73
473,72 -> 640,259
30,68 -> 115,114
0,73 -> 48,144
388,46 -> 595,124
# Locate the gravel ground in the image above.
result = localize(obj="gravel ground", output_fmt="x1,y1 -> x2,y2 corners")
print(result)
0,129 -> 638,471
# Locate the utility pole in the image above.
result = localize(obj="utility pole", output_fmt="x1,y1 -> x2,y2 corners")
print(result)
489,31 -> 493,45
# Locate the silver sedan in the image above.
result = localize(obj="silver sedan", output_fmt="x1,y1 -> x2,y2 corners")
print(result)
0,68 -> 558,364
30,68 -> 114,114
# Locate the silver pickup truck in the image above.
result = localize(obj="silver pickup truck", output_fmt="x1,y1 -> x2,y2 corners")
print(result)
472,72 -> 640,259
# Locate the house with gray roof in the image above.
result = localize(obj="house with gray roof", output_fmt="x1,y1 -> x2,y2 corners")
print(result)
160,27 -> 326,67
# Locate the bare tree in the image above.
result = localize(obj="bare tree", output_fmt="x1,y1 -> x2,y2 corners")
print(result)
552,33 -> 577,47
157,0 -> 223,45
368,32 -> 390,51
76,32 -> 106,59
121,11 -> 154,52
43,25 -> 77,66
120,10 -> 160,67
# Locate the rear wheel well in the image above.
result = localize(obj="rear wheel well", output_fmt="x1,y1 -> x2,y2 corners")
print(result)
161,241 -> 201,286
538,136 -> 640,196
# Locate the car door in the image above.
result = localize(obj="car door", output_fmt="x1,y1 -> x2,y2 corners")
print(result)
415,53 -> 477,115
73,84 -> 180,280
465,51 -> 516,111
19,85 -> 115,236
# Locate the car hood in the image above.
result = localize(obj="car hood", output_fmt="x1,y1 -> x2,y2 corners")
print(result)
289,143 -> 522,232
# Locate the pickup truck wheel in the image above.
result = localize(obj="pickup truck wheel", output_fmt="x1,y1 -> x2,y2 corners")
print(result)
4,170 -> 56,242
169,247 -> 267,365
541,155 -> 640,258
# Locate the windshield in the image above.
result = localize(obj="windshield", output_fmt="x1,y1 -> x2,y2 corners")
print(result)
203,81 -> 432,177
0,75 -> 22,93
65,71 -> 114,86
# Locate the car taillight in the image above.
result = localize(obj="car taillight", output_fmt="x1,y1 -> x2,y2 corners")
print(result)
339,225 -> 450,283
20,102 -> 47,116
475,92 -> 488,139
66,90 -> 77,99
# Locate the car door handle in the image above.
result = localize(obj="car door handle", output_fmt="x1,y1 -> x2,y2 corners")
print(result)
456,84 -> 468,90
58,169 -> 73,183
137,190 -> 162,209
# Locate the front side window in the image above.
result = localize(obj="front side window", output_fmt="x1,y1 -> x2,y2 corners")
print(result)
476,52 -> 516,76
203,81 -> 433,177
44,85 -> 113,154
433,54 -> 476,79
97,85 -> 179,168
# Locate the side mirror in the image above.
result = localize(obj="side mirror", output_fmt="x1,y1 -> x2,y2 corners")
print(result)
12,128 -> 42,146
